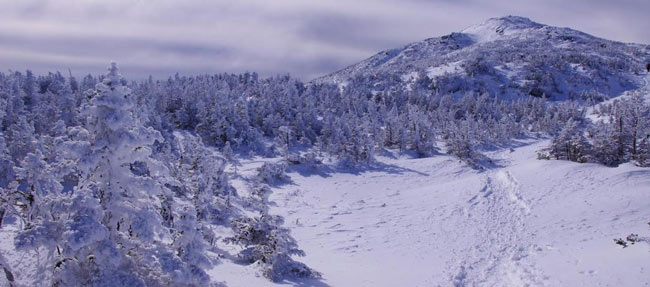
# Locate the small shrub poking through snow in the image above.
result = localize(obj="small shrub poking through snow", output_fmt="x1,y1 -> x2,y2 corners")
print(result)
614,222 -> 650,249
287,152 -> 322,168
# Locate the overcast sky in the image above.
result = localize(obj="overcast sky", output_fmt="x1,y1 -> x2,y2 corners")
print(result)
1,0 -> 648,81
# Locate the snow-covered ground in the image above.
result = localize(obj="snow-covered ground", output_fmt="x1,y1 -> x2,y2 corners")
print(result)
218,139 -> 650,286
426,60 -> 466,78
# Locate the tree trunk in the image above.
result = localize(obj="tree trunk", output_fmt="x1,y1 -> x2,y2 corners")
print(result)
618,116 -> 624,158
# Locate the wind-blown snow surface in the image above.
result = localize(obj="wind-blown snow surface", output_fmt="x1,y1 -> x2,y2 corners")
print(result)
219,139 -> 650,286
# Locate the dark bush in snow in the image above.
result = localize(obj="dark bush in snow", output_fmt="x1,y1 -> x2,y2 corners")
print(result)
225,215 -> 320,282
256,162 -> 288,184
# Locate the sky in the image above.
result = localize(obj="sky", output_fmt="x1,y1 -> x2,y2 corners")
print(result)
0,0 -> 648,81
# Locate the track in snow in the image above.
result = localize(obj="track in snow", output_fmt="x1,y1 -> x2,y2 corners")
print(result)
453,169 -> 542,287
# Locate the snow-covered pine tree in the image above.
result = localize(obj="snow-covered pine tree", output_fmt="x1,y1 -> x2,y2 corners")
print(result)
51,63 -> 206,286
589,122 -> 623,166
445,120 -> 476,161
635,133 -> 650,167
5,115 -> 35,162
0,98 -> 14,189
619,94 -> 649,162
550,119 -> 591,163
222,141 -> 234,163
587,94 -> 650,166
0,132 -> 16,228
407,104 -> 436,156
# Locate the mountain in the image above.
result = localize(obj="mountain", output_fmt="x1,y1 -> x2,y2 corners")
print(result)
314,16 -> 650,101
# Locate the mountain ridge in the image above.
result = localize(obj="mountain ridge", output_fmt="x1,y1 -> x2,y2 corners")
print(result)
314,16 -> 650,101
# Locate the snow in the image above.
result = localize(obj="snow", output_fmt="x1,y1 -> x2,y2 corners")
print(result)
493,62 -> 526,82
215,139 -> 650,286
461,16 -> 544,44
426,60 -> 465,78
400,71 -> 419,82
0,222 -> 53,286
400,71 -> 421,91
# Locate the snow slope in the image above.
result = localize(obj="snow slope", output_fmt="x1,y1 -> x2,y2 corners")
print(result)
586,72 -> 650,124
314,16 -> 650,101
220,139 -> 650,286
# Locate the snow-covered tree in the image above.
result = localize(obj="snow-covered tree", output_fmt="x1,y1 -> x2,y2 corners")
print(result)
549,119 -> 591,163
444,120 -> 477,161
636,135 -> 650,167
587,93 -> 650,166
0,131 -> 13,189
257,162 -> 289,184
46,63 -> 202,286
225,214 -> 320,282
589,122 -> 623,166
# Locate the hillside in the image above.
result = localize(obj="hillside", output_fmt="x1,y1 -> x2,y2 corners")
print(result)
315,16 -> 650,101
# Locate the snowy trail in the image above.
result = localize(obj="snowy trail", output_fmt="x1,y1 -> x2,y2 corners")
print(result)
263,147 -> 506,286
451,149 -> 542,287
217,139 -> 650,287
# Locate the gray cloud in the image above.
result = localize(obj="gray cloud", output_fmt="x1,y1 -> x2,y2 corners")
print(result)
0,0 -> 648,81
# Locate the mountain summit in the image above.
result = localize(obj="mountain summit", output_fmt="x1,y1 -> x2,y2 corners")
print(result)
462,16 -> 545,43
315,16 -> 650,101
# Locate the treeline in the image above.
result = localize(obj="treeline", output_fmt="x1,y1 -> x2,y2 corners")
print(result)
1,66 -> 646,172
132,72 -> 584,166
